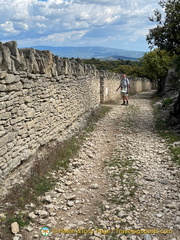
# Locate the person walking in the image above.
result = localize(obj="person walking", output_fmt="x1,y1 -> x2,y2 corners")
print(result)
116,74 -> 130,105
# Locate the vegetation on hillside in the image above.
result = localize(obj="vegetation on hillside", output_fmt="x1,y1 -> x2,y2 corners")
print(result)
148,0 -> 180,135
81,58 -> 145,77
77,49 -> 173,83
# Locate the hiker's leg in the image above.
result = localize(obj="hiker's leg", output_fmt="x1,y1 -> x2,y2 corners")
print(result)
125,94 -> 129,105
121,94 -> 126,105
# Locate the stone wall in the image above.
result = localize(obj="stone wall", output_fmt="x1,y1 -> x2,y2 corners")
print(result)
129,76 -> 155,95
0,71 -> 100,183
100,72 -> 155,103
0,41 -> 155,183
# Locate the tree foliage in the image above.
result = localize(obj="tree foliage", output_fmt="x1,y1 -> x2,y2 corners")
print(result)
141,49 -> 171,93
146,0 -> 180,124
82,58 -> 144,77
141,49 -> 171,80
146,0 -> 180,54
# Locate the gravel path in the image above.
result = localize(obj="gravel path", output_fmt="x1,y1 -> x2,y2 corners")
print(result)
8,91 -> 180,240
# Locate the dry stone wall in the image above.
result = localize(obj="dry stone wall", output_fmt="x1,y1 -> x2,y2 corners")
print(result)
100,71 -> 155,103
0,41 -> 154,183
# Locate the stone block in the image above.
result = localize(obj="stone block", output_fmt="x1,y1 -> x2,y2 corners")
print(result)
5,100 -> 14,107
6,81 -> 23,91
0,84 -> 6,91
8,158 -> 21,171
0,132 -> 16,148
0,71 -> 7,79
27,120 -> 35,130
20,149 -> 32,161
0,145 -> 8,156
26,108 -> 35,118
0,101 -> 6,110
0,130 -> 6,137
24,96 -> 33,103
1,74 -> 15,84
0,111 -> 11,120
1,162 -> 8,170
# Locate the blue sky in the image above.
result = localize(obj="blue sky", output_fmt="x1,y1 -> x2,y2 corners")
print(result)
0,0 -> 161,51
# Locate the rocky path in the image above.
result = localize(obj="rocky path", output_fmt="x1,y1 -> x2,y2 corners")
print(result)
11,91 -> 180,240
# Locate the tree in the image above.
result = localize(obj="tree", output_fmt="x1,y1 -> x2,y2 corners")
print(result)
146,0 -> 180,123
141,49 -> 171,93
146,0 -> 180,54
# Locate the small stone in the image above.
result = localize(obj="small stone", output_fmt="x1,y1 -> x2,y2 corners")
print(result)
65,223 -> 77,229
175,216 -> 180,224
143,234 -> 152,240
159,179 -> 168,185
77,220 -> 85,226
65,195 -> 76,200
166,202 -> 177,209
126,216 -> 133,221
43,195 -> 52,203
28,212 -> 37,219
118,211 -> 128,218
65,181 -> 73,186
156,213 -> 163,218
35,210 -> 49,218
124,190 -> 130,196
67,200 -> 74,207
89,183 -> 99,189
175,224 -> 180,230
55,188 -> 64,193
0,71 -> 7,79
26,226 -> 33,232
173,141 -> 180,147
154,192 -> 160,199
139,196 -> 145,202
0,213 -> 6,219
130,236 -> 139,240
11,222 -> 19,234
144,176 -> 155,182
120,236 -> 127,240
13,234 -> 22,240
33,234 -> 39,238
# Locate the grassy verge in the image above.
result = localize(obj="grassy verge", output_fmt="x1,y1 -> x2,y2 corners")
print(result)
152,97 -> 180,165
0,105 -> 111,239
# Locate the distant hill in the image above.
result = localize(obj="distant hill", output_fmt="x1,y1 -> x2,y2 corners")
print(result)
101,55 -> 140,61
30,46 -> 146,61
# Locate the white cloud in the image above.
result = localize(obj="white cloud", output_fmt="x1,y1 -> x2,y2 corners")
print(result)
0,0 -> 160,51
0,21 -> 20,36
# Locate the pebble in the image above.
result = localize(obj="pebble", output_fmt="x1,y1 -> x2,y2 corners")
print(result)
35,210 -> 49,218
13,234 -> 22,240
67,200 -> 74,207
89,183 -> 99,189
65,195 -> 76,200
143,234 -> 152,240
11,222 -> 19,234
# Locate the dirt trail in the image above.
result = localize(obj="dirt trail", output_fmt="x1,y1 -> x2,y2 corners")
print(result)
4,91 -> 180,240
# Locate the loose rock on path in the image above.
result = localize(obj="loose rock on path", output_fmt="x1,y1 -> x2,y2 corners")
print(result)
4,91 -> 180,240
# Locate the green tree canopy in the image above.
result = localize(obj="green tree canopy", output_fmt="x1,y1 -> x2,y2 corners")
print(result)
141,49 -> 171,92
146,0 -> 180,54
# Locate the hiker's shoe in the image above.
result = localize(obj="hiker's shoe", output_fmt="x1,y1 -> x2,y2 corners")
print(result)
126,102 -> 129,105
121,102 -> 125,105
